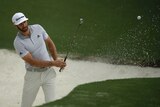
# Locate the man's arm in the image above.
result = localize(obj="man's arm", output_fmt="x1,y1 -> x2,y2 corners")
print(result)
45,36 -> 58,60
22,52 -> 65,68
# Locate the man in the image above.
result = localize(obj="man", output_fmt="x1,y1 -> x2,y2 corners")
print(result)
12,12 -> 66,107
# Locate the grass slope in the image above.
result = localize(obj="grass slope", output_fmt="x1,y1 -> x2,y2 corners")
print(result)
37,78 -> 160,107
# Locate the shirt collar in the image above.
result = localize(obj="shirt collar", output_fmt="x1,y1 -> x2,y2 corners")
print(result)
18,25 -> 32,39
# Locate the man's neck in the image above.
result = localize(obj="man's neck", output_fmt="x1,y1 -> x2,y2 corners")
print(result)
21,29 -> 30,37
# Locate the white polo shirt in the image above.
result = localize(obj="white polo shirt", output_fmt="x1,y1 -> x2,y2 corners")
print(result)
14,24 -> 52,69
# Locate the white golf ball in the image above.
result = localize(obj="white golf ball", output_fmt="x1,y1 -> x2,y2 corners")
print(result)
80,18 -> 83,21
80,18 -> 83,24
137,16 -> 141,20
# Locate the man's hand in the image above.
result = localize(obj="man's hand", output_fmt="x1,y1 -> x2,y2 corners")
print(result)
52,59 -> 66,68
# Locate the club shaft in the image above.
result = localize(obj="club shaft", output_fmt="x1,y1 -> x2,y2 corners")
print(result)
59,52 -> 68,72
59,22 -> 82,72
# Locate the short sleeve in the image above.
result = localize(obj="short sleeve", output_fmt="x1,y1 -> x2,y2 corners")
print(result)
13,39 -> 29,57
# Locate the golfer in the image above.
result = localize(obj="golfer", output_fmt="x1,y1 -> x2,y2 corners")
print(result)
12,12 -> 66,107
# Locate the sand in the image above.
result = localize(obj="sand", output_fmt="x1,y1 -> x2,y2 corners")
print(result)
0,49 -> 160,107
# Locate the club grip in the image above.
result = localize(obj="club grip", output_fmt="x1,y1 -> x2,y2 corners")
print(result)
59,55 -> 68,72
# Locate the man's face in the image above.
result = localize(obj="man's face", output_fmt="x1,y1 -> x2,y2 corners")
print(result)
16,21 -> 28,32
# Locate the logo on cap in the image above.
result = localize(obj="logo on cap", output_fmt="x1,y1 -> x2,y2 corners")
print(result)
16,16 -> 25,21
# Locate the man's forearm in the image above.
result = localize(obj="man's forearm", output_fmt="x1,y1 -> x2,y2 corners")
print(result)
22,52 -> 65,68
27,59 -> 54,67
46,37 -> 58,60
45,37 -> 58,60
29,58 -> 65,68
48,45 -> 58,60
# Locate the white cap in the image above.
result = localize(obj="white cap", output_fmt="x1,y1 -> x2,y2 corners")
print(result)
12,12 -> 28,25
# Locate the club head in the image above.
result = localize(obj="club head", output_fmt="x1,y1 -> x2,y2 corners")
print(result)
80,18 -> 83,24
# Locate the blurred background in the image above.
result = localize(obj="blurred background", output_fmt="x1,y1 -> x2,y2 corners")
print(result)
0,0 -> 160,66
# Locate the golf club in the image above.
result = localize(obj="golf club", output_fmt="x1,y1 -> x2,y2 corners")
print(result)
59,18 -> 84,72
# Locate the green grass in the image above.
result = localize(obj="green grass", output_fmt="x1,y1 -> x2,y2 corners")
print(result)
0,0 -> 160,65
37,78 -> 160,107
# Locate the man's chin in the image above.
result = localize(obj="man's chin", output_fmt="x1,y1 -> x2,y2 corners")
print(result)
20,28 -> 28,32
